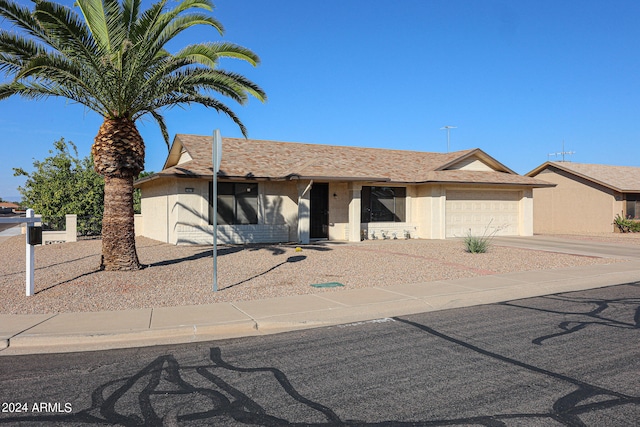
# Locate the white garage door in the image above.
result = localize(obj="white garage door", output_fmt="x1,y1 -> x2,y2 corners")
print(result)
445,190 -> 520,238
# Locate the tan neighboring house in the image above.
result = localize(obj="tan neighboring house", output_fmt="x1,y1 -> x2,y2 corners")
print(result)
134,135 -> 553,245
0,202 -> 20,214
527,162 -> 640,233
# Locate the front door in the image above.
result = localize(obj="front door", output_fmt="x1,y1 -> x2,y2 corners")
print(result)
310,183 -> 329,239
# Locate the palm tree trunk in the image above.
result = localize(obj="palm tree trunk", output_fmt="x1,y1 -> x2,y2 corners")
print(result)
92,117 -> 145,271
101,174 -> 141,270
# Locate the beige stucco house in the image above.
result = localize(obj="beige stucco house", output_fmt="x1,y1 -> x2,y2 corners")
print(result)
134,135 -> 553,245
527,162 -> 640,233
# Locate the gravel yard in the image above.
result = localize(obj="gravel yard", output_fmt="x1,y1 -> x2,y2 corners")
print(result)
0,234 -> 628,315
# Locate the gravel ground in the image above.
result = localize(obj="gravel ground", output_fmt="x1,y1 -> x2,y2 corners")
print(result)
0,234 -> 628,315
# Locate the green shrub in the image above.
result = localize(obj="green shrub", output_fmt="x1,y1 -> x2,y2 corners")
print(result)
463,220 -> 501,253
464,233 -> 491,253
614,214 -> 640,233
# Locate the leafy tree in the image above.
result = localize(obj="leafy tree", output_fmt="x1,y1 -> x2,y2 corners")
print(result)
0,0 -> 265,270
133,171 -> 153,215
14,138 -> 104,233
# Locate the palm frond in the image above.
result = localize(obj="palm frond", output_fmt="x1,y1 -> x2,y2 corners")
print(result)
121,0 -> 141,33
175,42 -> 261,68
0,31 -> 45,75
0,0 -> 265,140
74,0 -> 114,53
146,109 -> 170,148
0,0 -> 46,40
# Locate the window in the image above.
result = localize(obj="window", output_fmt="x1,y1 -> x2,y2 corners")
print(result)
626,194 -> 640,219
361,186 -> 406,222
209,182 -> 258,225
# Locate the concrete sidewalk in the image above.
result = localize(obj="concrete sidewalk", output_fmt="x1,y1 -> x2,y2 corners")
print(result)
2,260 -> 640,355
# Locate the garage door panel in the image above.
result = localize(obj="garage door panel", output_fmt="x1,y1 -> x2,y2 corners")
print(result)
446,191 -> 520,238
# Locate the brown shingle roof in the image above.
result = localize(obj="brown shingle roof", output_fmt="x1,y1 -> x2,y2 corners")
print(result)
141,134 -> 552,187
528,162 -> 640,192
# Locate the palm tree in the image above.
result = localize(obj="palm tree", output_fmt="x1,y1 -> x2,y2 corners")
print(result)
0,0 -> 265,270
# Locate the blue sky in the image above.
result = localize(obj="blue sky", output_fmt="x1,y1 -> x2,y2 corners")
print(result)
2,0 -> 639,201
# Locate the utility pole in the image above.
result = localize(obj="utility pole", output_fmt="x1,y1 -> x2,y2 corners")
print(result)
440,126 -> 457,152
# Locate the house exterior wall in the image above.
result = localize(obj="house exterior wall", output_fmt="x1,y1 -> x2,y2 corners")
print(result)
261,180 -> 299,242
139,177 -> 177,243
328,182 -> 350,240
139,178 -> 298,244
174,178 -> 210,245
520,188 -> 534,236
532,168 -> 620,233
139,178 -> 535,244
419,185 -> 446,239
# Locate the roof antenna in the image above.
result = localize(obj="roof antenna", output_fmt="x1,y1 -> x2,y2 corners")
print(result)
547,140 -> 575,162
440,125 -> 457,152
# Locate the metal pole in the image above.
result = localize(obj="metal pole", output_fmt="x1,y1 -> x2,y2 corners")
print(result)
440,125 -> 457,152
26,208 -> 34,296
212,129 -> 223,291
212,131 -> 219,292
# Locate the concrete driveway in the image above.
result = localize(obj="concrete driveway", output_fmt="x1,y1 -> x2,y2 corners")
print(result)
0,222 -> 21,244
492,235 -> 640,260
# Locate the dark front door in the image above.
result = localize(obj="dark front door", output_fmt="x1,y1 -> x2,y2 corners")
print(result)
310,183 -> 329,239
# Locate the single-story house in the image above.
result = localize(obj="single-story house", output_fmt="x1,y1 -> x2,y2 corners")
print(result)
527,161 -> 640,233
0,202 -> 20,214
134,135 -> 553,245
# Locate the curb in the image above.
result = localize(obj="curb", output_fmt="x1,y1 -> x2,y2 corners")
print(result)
4,320 -> 260,355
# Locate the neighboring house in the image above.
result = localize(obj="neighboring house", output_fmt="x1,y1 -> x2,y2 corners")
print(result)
0,202 -> 20,214
134,135 -> 553,245
527,162 -> 640,233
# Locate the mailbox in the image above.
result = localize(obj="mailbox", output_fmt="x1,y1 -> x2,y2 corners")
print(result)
27,225 -> 42,245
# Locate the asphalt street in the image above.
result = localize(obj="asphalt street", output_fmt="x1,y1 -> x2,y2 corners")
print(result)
0,283 -> 638,425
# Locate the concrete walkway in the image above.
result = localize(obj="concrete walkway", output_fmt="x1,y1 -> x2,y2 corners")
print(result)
2,258 -> 640,356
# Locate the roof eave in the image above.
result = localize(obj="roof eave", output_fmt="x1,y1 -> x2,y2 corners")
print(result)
418,180 -> 555,188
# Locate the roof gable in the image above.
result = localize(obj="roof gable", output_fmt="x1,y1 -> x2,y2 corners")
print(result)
527,162 -> 640,193
440,149 -> 515,173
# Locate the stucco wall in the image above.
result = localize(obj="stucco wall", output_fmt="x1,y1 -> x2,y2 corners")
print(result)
411,185 -> 445,239
174,178 -> 210,244
261,181 -> 298,242
532,168 -> 619,233
139,177 -> 535,244
139,177 -> 177,243
139,178 -> 299,244
327,182 -> 349,240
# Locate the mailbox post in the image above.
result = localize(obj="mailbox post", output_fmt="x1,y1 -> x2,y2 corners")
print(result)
25,209 -> 36,296
0,208 -> 39,296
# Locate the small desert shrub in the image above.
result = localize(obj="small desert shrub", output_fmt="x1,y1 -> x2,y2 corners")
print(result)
463,221 -> 501,253
464,232 -> 492,253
